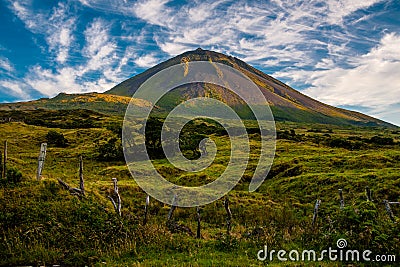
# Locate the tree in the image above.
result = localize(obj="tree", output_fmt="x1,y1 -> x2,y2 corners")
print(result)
96,137 -> 124,161
46,130 -> 68,147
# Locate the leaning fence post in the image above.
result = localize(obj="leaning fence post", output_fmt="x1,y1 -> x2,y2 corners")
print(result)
165,194 -> 194,236
224,196 -> 232,235
3,140 -> 7,179
196,206 -> 201,239
57,156 -> 86,197
339,189 -> 344,209
312,199 -> 321,228
365,186 -> 372,202
383,200 -> 396,223
36,143 -> 47,181
108,178 -> 121,216
143,194 -> 150,225
167,194 -> 177,222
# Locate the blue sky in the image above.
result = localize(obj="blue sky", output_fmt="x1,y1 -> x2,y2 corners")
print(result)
0,0 -> 399,125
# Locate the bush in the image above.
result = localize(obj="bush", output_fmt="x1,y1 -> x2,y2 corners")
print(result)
369,135 -> 394,146
7,167 -> 22,183
325,137 -> 362,150
0,166 -> 23,185
96,137 -> 124,161
46,130 -> 68,147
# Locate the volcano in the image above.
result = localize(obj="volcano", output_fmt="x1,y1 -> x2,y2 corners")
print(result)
106,48 -> 392,127
1,48 -> 394,127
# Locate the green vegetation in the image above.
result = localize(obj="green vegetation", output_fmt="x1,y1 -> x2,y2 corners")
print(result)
96,136 -> 124,161
46,130 -> 69,147
0,92 -> 143,116
0,111 -> 399,266
0,166 -> 23,185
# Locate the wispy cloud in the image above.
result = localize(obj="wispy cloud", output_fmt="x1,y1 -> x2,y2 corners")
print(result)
134,54 -> 159,68
0,57 -> 14,72
133,0 -> 172,27
10,0 -> 40,30
131,0 -> 386,69
275,33 -> 400,112
9,0 -> 76,64
24,18 -> 123,97
2,3 -> 138,99
46,2 -> 76,63
81,18 -> 117,73
0,80 -> 29,99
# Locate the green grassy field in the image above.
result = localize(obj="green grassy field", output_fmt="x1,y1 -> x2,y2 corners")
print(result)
0,110 -> 399,266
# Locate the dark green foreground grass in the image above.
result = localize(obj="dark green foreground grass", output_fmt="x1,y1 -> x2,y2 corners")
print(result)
0,117 -> 399,266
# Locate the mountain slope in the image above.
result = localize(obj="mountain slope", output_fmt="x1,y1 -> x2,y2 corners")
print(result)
0,92 -> 152,116
106,48 -> 393,127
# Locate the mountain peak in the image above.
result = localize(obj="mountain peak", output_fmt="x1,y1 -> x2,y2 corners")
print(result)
104,49 -> 394,127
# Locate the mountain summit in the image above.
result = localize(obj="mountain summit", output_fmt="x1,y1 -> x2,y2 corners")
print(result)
105,49 -> 392,127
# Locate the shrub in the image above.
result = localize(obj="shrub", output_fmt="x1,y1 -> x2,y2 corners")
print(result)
106,123 -> 122,137
96,137 -> 124,161
325,137 -> 362,150
369,135 -> 394,146
2,166 -> 23,184
46,130 -> 68,147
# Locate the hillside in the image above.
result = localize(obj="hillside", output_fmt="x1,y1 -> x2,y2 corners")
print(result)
107,48 -> 394,127
0,115 -> 399,265
0,92 -> 152,116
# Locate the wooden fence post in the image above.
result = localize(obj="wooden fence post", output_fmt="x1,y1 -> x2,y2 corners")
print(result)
36,143 -> 47,181
165,194 -> 194,236
3,140 -> 7,179
339,189 -> 344,210
79,155 -> 85,195
312,199 -> 321,228
224,196 -> 232,235
365,186 -> 372,202
383,200 -> 396,223
57,156 -> 85,197
108,178 -> 121,216
143,194 -> 150,225
196,206 -> 201,239
167,194 -> 177,221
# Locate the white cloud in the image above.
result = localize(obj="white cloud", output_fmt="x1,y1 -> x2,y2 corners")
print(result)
157,41 -> 194,56
275,33 -> 400,110
25,64 -> 119,97
10,1 -> 76,64
21,18 -> 124,97
0,80 -> 29,99
50,0 -> 388,72
134,54 -> 159,68
46,3 -> 76,63
133,0 -> 172,27
27,0 -> 385,73
0,57 -> 14,72
187,0 -> 227,23
10,1 -> 39,30
325,0 -> 384,25
79,18 -> 118,74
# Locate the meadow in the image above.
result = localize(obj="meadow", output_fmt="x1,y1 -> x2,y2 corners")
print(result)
0,109 -> 399,266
